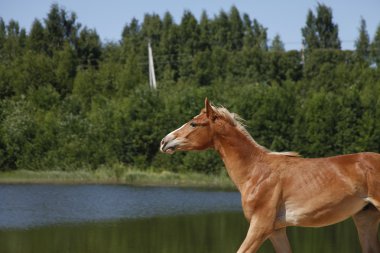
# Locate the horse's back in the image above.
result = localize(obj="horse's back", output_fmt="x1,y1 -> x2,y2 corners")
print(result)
325,152 -> 380,173
325,152 -> 380,185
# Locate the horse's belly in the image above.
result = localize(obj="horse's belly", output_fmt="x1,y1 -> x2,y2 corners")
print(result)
282,197 -> 367,227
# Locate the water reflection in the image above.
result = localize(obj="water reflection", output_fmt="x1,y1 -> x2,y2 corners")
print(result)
0,212 -> 368,253
0,212 -> 249,253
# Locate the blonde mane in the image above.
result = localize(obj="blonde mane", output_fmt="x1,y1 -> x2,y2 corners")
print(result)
212,105 -> 300,158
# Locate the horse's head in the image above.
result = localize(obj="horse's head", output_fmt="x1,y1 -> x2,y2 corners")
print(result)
160,98 -> 218,154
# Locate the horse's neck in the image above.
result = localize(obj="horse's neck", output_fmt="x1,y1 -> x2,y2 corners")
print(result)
214,128 -> 266,192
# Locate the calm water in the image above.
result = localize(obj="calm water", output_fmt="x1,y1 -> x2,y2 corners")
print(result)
0,184 -> 370,253
0,184 -> 241,228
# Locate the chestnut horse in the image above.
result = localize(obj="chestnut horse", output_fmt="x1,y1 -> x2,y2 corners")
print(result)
160,98 -> 380,253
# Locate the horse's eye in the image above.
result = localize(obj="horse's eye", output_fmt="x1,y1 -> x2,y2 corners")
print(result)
190,122 -> 197,128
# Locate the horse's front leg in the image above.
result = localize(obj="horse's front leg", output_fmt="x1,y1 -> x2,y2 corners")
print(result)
237,214 -> 274,253
238,181 -> 282,253
269,228 -> 292,253
237,222 -> 291,253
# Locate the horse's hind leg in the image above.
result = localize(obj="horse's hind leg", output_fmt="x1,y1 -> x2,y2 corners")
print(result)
269,228 -> 292,253
353,204 -> 380,253
366,157 -> 380,212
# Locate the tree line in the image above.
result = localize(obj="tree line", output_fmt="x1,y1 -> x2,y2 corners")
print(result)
0,4 -> 380,174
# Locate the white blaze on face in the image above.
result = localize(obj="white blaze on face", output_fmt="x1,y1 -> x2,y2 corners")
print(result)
167,123 -> 186,137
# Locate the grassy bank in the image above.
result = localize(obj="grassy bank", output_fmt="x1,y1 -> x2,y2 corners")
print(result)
0,166 -> 235,190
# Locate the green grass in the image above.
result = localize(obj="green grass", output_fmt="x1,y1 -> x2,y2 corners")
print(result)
0,166 -> 235,190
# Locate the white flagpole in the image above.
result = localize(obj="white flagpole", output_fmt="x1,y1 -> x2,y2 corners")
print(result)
148,40 -> 157,89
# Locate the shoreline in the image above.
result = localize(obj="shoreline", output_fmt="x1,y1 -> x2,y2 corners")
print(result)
0,169 -> 236,190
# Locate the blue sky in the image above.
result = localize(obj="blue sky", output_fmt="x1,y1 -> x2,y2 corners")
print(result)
1,0 -> 380,50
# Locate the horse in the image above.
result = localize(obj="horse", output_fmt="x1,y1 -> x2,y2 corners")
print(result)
160,98 -> 380,253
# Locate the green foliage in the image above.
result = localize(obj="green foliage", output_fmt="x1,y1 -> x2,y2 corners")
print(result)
355,18 -> 370,63
302,3 -> 341,50
12,51 -> 56,95
270,34 -> 285,52
293,91 -> 339,157
44,3 -> 80,54
27,19 -> 47,53
0,4 -> 380,176
371,24 -> 380,66
77,27 -> 102,68
302,10 -> 319,50
0,99 -> 36,169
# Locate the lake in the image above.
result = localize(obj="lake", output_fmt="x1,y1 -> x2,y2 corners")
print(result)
0,184 -> 368,253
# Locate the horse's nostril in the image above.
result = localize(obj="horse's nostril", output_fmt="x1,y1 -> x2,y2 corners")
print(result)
160,139 -> 167,149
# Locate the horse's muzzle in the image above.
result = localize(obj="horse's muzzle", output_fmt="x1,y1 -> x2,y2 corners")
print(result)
160,135 -> 177,154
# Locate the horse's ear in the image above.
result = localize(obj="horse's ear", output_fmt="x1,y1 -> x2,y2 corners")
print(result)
205,98 -> 215,119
